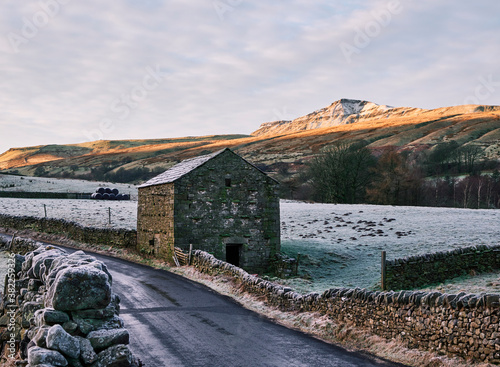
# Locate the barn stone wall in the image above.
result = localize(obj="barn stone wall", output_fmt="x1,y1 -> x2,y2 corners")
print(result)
173,151 -> 280,272
136,183 -> 174,259
136,150 -> 281,273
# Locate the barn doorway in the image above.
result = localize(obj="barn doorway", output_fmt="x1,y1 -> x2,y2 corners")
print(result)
226,244 -> 242,267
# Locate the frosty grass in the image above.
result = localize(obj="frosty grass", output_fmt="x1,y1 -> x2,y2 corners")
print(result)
0,194 -> 499,294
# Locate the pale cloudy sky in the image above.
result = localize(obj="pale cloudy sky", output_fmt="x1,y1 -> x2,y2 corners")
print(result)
0,0 -> 499,155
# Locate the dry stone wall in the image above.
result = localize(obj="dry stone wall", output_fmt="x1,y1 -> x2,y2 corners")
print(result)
0,214 -> 137,248
0,236 -> 140,367
385,244 -> 500,290
269,253 -> 298,278
192,250 -> 500,364
0,192 -> 92,199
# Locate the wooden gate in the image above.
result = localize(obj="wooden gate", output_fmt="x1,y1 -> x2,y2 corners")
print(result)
173,245 -> 192,266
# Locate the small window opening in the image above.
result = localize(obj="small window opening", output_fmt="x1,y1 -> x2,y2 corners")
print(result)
225,178 -> 232,187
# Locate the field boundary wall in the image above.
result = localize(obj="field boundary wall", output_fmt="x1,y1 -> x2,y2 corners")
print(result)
0,191 -> 93,199
385,244 -> 500,290
191,250 -> 500,364
0,214 -> 136,248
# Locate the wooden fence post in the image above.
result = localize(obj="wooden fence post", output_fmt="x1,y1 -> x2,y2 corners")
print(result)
188,244 -> 193,265
43,204 -> 47,218
7,235 -> 15,251
173,250 -> 180,267
108,207 -> 111,225
296,253 -> 301,276
381,250 -> 387,291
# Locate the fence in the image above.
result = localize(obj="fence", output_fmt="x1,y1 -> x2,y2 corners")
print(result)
0,199 -> 135,228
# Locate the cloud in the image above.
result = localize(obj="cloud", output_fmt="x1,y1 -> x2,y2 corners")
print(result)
0,0 -> 499,155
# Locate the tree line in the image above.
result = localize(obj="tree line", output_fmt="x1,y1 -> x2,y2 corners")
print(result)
290,141 -> 500,209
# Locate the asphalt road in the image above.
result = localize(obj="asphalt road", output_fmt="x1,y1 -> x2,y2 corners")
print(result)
3,235 -> 408,367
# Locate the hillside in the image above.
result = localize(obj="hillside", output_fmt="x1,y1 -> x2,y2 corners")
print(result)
1,99 -> 499,183
0,135 -> 251,170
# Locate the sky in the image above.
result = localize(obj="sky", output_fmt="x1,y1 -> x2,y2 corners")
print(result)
0,0 -> 499,155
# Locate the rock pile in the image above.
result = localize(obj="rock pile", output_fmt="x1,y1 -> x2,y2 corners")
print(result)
0,237 -> 140,366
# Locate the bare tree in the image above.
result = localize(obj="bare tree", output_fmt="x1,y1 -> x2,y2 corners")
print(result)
308,141 -> 375,203
367,148 -> 424,206
477,177 -> 484,209
459,145 -> 484,175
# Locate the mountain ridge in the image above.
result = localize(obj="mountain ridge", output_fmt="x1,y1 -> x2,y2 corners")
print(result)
252,98 -> 498,137
1,99 -> 499,183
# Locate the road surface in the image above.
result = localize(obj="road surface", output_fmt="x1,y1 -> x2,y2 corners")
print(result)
2,235 -> 408,366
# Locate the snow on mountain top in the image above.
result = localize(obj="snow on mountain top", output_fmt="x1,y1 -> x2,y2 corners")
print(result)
252,98 -> 402,136
334,98 -> 377,116
325,98 -> 394,122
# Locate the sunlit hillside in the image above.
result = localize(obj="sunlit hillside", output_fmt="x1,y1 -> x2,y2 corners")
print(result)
1,99 -> 499,184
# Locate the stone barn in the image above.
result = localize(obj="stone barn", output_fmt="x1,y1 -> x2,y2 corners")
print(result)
136,148 -> 280,272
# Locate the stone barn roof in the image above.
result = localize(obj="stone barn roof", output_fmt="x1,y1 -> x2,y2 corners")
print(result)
138,150 -> 222,188
138,148 -> 278,189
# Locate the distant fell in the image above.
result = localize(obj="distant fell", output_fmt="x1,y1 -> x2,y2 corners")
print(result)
1,99 -> 499,184
0,135 -> 250,171
252,98 -> 500,136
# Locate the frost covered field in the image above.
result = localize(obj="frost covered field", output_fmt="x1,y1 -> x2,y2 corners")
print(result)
0,197 -> 138,229
279,202 -> 500,292
0,195 -> 499,292
0,174 -> 138,199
